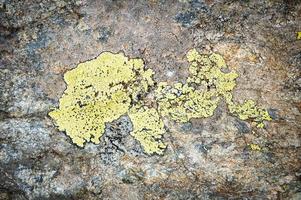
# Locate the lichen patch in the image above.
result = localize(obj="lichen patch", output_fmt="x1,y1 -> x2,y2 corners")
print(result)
155,49 -> 271,126
50,49 -> 271,155
49,52 -> 159,150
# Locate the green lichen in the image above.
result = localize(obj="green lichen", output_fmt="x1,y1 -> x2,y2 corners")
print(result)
50,49 -> 271,155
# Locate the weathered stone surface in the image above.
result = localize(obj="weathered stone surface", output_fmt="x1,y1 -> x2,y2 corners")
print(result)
0,0 -> 300,199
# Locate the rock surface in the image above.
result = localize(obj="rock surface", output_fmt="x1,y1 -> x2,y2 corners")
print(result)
0,0 -> 300,199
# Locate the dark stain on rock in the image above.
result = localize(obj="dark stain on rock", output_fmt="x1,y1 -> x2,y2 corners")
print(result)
267,108 -> 278,120
180,122 -> 193,132
234,118 -> 250,134
99,115 -> 136,164
0,110 -> 10,121
264,152 -> 276,164
189,0 -> 208,12
0,168 -> 27,200
195,143 -> 211,154
97,26 -> 112,43
175,0 -> 209,27
175,11 -> 198,27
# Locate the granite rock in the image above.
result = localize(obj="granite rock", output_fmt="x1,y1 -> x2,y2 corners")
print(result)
0,0 -> 300,199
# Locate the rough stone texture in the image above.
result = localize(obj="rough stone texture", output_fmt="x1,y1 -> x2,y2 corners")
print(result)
0,0 -> 300,199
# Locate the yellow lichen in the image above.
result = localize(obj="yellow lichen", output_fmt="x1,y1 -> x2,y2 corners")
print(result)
49,51 -> 163,151
155,82 -> 219,122
128,105 -> 166,155
50,49 -> 272,155
249,144 -> 261,151
228,100 -> 272,126
155,48 -> 270,127
297,32 -> 301,40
